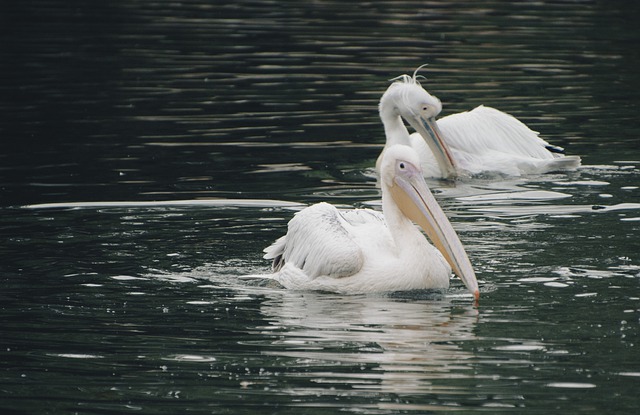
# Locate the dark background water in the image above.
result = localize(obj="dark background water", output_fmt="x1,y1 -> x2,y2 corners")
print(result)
2,1 -> 640,413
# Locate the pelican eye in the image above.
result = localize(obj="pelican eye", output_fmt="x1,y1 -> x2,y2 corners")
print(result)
399,162 -> 406,169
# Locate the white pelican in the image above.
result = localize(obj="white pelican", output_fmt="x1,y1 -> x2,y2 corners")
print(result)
260,144 -> 480,300
378,67 -> 582,179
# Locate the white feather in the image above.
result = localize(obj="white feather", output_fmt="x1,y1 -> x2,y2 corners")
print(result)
264,202 -> 364,279
411,105 -> 581,177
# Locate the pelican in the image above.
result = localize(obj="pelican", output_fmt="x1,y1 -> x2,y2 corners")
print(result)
378,67 -> 581,179
260,144 -> 480,300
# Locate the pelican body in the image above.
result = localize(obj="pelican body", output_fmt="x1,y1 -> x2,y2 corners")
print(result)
261,145 -> 479,300
378,69 -> 581,179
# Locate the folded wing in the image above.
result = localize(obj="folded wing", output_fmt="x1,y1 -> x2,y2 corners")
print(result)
263,202 -> 367,279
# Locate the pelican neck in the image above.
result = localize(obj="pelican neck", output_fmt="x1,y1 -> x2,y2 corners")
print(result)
379,97 -> 412,148
380,179 -> 423,254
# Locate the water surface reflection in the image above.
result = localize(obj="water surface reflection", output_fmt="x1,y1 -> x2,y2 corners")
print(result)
254,292 -> 480,405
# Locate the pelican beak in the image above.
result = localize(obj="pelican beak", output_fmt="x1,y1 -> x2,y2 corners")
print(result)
392,166 -> 479,301
406,115 -> 457,179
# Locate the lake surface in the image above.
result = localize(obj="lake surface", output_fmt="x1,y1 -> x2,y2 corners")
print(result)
2,1 -> 640,413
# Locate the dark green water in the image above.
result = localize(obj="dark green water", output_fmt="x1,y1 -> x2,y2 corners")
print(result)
1,1 -> 640,413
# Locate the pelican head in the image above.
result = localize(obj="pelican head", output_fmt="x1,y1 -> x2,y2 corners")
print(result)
381,145 -> 479,300
380,67 -> 457,179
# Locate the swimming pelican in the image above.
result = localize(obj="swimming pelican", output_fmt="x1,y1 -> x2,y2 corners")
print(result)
260,144 -> 480,300
378,67 -> 582,179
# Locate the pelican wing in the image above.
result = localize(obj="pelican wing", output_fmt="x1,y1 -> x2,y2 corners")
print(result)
437,105 -> 557,159
411,105 -> 580,176
263,202 -> 368,279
